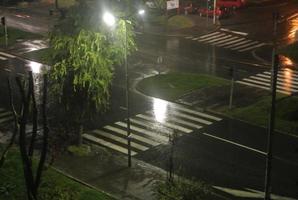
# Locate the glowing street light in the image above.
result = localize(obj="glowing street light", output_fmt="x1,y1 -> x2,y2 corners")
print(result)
103,12 -> 116,27
103,9 -> 145,168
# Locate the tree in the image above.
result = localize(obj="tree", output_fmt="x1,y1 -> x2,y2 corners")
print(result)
0,72 -> 49,200
49,0 -> 136,144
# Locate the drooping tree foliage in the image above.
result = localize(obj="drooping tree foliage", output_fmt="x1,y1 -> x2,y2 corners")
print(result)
49,0 -> 136,144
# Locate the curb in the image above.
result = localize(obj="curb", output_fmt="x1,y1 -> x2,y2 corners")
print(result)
51,167 -> 118,200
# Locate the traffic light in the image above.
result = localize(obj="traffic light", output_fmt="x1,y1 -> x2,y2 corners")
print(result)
1,17 -> 5,26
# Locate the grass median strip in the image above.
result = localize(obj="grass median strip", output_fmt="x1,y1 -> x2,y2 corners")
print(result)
137,72 -> 298,136
137,72 -> 229,101
220,94 -> 298,136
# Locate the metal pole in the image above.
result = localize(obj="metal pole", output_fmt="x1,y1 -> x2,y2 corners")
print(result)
264,12 -> 279,200
213,0 -> 217,24
125,21 -> 132,168
229,66 -> 235,109
4,23 -> 8,47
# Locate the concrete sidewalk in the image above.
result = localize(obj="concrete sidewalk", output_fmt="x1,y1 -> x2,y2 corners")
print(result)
53,144 -> 167,200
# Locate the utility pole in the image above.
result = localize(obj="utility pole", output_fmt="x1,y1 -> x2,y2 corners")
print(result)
1,17 -> 8,47
213,0 -> 217,24
229,66 -> 235,109
264,12 -> 279,200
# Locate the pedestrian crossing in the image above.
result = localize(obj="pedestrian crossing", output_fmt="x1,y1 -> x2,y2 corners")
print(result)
83,102 -> 222,156
185,31 -> 267,52
0,52 -> 16,61
0,108 -> 13,127
236,68 -> 298,95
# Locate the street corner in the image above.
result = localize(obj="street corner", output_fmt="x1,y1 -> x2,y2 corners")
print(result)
251,44 -> 273,65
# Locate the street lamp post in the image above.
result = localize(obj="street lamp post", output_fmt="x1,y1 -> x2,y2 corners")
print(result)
103,9 -> 144,168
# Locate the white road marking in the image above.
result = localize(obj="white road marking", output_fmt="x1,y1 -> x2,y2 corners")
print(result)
216,37 -> 245,46
104,125 -> 159,146
116,121 -> 169,143
199,31 -> 221,39
93,129 -> 148,151
213,186 -> 297,200
250,75 -> 298,89
0,56 -> 7,60
83,134 -> 137,156
135,114 -> 192,133
220,28 -> 248,36
0,52 -> 16,58
232,41 -> 260,50
0,112 -> 12,118
238,43 -> 266,52
198,33 -> 226,42
236,80 -> 291,95
170,111 -> 213,125
173,106 -> 222,121
185,36 -> 194,39
145,111 -> 203,130
130,118 -> 173,134
205,35 -> 232,43
282,68 -> 298,75
224,39 -> 252,49
0,116 -> 13,124
211,35 -> 234,44
201,132 -> 266,155
242,78 -> 298,93
263,71 -> 298,81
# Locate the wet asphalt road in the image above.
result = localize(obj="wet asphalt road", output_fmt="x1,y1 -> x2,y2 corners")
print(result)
1,0 -> 298,199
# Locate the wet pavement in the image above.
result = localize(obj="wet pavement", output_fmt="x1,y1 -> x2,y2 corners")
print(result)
0,1 -> 298,199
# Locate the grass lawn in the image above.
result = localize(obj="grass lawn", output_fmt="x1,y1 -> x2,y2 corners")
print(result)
23,48 -> 53,65
0,146 -> 114,200
137,72 -> 298,135
168,15 -> 195,29
0,27 -> 42,46
136,72 -> 229,101
221,94 -> 298,136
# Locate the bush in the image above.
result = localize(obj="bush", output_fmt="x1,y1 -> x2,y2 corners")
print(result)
154,178 -> 213,200
67,145 -> 91,157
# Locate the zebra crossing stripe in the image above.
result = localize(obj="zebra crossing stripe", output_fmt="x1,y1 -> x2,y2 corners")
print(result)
242,78 -> 298,93
223,39 -> 252,48
170,111 -> 213,125
250,75 -> 298,89
104,125 -> 160,146
263,72 -> 298,81
282,68 -> 298,76
130,118 -> 173,134
256,73 -> 298,86
0,112 -> 11,118
206,35 -> 233,43
231,41 -> 260,50
0,56 -> 7,60
211,35 -> 234,45
217,37 -> 245,47
0,116 -> 13,124
199,32 -> 221,39
238,43 -> 266,52
192,37 -> 200,41
83,134 -> 137,156
0,52 -> 16,58
198,33 -> 226,42
236,80 -> 291,95
173,106 -> 222,121
278,70 -> 298,79
185,36 -> 194,39
135,114 -> 192,133
93,129 -> 148,151
145,111 -> 203,130
115,121 -> 169,143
